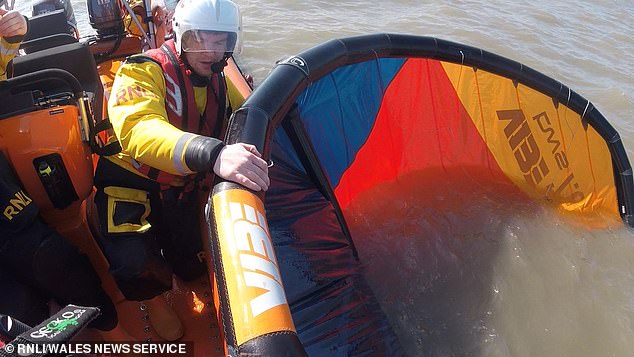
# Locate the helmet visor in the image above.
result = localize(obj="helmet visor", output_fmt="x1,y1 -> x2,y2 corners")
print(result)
181,30 -> 239,54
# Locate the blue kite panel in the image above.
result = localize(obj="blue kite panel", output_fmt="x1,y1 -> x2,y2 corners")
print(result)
296,58 -> 406,188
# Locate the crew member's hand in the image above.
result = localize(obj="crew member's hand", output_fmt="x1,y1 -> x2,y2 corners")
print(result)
213,143 -> 270,191
0,9 -> 27,38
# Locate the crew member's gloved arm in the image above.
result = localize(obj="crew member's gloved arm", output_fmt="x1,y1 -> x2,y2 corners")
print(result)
184,137 -> 270,191
109,60 -> 206,175
110,60 -> 269,191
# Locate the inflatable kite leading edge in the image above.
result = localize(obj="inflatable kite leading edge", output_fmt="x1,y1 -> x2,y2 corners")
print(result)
208,34 -> 634,355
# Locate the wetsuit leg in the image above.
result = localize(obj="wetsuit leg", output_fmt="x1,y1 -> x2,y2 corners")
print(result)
0,269 -> 49,328
93,159 -> 173,301
0,155 -> 117,331
158,187 -> 206,281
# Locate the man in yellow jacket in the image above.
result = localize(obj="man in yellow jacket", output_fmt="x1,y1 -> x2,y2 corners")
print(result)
0,6 -> 27,80
94,0 -> 269,341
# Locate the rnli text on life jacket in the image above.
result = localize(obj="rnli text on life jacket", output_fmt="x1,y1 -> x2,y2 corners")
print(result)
114,85 -> 160,106
3,190 -> 33,220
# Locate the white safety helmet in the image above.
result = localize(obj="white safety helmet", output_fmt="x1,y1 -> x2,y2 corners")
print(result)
172,0 -> 242,55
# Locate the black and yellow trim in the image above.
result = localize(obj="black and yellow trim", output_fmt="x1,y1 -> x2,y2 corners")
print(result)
104,186 -> 151,234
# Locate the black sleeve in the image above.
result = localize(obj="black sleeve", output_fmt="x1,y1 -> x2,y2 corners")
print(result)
184,135 -> 225,172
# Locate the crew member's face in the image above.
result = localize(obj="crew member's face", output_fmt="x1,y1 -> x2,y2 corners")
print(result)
182,31 -> 228,77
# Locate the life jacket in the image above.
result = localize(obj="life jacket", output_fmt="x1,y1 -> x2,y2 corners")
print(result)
133,40 -> 227,188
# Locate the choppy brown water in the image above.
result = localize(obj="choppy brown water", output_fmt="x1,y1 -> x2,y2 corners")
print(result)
18,1 -> 634,355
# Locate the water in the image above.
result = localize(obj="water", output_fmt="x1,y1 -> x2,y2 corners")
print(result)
16,1 -> 634,355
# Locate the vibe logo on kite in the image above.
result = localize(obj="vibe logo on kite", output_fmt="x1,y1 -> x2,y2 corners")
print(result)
497,109 -> 550,186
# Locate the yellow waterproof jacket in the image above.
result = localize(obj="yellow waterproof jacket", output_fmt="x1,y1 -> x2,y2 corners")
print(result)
0,37 -> 21,80
106,58 -> 245,185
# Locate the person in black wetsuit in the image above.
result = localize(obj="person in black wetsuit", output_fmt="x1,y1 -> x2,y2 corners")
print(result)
0,155 -> 118,336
